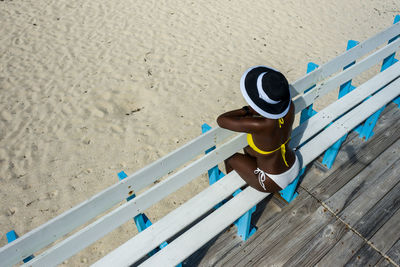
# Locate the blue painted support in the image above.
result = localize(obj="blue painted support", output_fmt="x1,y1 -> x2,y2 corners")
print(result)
394,96 -> 400,108
232,189 -> 257,241
300,62 -> 319,124
201,123 -> 226,210
117,171 -> 175,263
322,40 -> 359,169
202,123 -> 256,240
279,167 -> 306,203
278,62 -> 319,203
355,15 -> 400,141
201,124 -> 226,185
6,230 -> 34,263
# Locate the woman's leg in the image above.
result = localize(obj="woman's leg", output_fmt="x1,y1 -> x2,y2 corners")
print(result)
225,146 -> 255,174
225,153 -> 281,193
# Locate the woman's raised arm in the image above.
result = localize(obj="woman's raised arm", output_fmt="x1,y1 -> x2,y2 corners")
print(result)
216,107 -> 264,133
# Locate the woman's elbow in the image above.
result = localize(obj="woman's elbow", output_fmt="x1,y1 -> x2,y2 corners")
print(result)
216,116 -> 222,127
216,115 -> 227,128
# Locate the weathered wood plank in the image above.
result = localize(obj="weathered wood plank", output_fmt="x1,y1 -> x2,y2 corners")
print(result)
353,180 -> 400,240
248,209 -> 333,266
316,230 -> 365,267
217,192 -> 332,266
323,140 -> 400,217
204,190 -> 312,266
300,102 -> 400,192
306,107 -> 400,202
368,201 -> 400,254
336,159 -> 400,228
386,238 -> 400,265
283,218 -> 349,266
344,243 -> 384,266
184,227 -> 242,267
375,257 -> 396,267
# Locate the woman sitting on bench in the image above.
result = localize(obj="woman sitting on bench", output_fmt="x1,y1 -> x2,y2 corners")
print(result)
217,66 -> 300,193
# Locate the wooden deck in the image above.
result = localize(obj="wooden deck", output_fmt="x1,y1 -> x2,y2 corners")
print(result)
183,102 -> 400,267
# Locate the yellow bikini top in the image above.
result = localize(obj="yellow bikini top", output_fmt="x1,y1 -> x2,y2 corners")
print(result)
247,118 -> 290,167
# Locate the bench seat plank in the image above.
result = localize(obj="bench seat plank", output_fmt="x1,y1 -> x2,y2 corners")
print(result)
92,172 -> 246,267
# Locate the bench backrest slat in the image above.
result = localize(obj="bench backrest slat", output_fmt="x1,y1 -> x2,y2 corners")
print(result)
290,21 -> 400,96
293,38 -> 400,112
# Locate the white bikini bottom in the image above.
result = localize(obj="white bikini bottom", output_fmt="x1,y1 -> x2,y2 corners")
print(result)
254,155 -> 300,190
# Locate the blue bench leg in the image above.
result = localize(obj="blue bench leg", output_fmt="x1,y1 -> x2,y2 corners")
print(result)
232,189 -> 257,241
279,167 -> 305,203
280,62 -> 319,203
202,123 -> 227,209
393,96 -> 400,108
6,230 -> 34,263
322,135 -> 348,169
118,171 -> 179,266
322,40 -> 359,168
202,123 -> 256,240
355,107 -> 384,141
354,56 -> 398,140
355,15 -> 400,141
201,124 -> 225,185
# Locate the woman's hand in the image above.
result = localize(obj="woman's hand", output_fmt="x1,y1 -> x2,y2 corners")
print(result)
216,107 -> 264,133
248,106 -> 258,116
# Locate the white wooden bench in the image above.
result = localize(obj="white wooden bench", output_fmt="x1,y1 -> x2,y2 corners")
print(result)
1,17 -> 399,267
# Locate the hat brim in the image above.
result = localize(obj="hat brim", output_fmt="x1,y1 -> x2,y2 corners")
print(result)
240,65 -> 291,119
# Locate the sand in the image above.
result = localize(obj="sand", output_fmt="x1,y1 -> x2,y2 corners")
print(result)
1,0 -> 399,265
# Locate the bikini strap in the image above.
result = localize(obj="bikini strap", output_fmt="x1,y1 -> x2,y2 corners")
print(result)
278,118 -> 284,128
280,137 -> 291,167
281,143 -> 289,167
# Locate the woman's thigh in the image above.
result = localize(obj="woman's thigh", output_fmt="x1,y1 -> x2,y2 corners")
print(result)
226,153 -> 281,193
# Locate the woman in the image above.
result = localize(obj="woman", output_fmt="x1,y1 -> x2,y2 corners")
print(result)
217,66 -> 300,193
